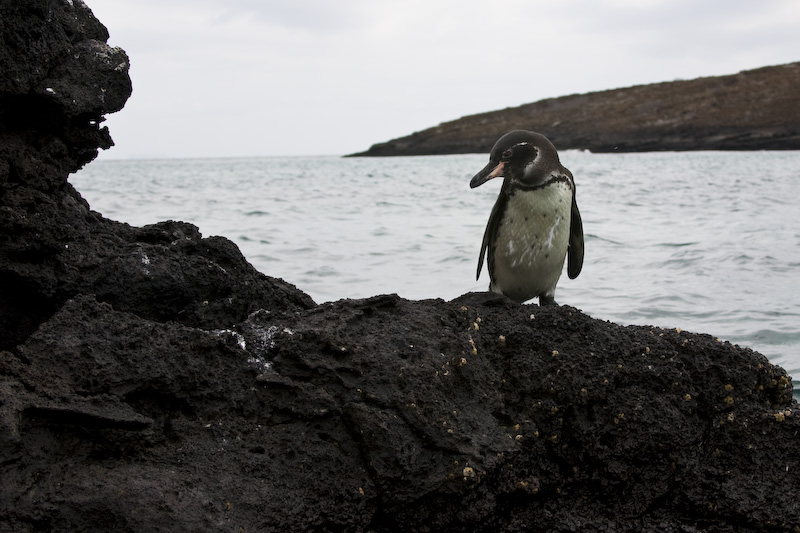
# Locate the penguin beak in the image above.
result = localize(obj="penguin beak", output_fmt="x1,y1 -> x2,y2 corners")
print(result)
470,161 -> 505,188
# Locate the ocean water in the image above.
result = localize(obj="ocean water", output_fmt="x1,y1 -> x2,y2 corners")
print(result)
71,151 -> 800,394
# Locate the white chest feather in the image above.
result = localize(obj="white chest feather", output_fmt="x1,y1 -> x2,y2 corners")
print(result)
490,181 -> 572,301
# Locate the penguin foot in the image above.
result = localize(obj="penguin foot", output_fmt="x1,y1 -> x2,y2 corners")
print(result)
538,295 -> 558,306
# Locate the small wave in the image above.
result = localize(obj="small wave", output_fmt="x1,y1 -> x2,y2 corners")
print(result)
585,234 -> 625,246
748,328 -> 800,346
281,246 -> 318,254
436,254 -> 471,264
302,266 -> 341,278
656,241 -> 699,248
249,253 -> 279,263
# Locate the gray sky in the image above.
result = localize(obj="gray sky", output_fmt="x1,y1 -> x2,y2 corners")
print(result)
89,0 -> 800,159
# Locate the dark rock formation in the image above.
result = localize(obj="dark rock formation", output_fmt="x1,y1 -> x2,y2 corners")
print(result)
2,293 -> 798,532
350,62 -> 800,156
0,0 -> 314,352
1,2 -> 798,532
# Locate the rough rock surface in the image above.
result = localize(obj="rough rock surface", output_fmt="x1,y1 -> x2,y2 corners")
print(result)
350,62 -> 800,156
2,293 -> 798,532
0,0 -> 314,352
1,2 -> 798,532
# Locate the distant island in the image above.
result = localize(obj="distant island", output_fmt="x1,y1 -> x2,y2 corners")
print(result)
349,62 -> 800,156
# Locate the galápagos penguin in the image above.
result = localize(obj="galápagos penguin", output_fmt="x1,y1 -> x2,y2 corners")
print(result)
470,130 -> 584,305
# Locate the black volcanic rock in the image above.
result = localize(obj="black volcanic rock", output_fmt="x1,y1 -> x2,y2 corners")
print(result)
2,293 -> 798,532
350,62 -> 800,156
1,2 -> 798,532
0,0 -> 131,171
0,1 -> 314,351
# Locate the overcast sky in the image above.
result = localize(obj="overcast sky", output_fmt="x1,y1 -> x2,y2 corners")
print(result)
88,0 -> 800,159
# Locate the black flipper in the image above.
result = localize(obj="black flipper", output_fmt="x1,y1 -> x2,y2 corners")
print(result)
476,186 -> 509,281
567,194 -> 584,279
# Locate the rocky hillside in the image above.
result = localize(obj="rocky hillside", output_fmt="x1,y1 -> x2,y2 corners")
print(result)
350,62 -> 800,156
1,2 -> 798,531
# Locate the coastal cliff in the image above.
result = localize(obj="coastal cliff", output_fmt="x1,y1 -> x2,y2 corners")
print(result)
1,2 -> 798,531
350,62 -> 800,156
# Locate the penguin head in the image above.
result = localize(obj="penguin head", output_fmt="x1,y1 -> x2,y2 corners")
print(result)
470,130 -> 561,189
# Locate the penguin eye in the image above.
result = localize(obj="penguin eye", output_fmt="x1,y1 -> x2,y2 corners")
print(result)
501,148 -> 513,160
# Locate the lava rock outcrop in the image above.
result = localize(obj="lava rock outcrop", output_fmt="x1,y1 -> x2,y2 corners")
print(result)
1,2 -> 797,532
